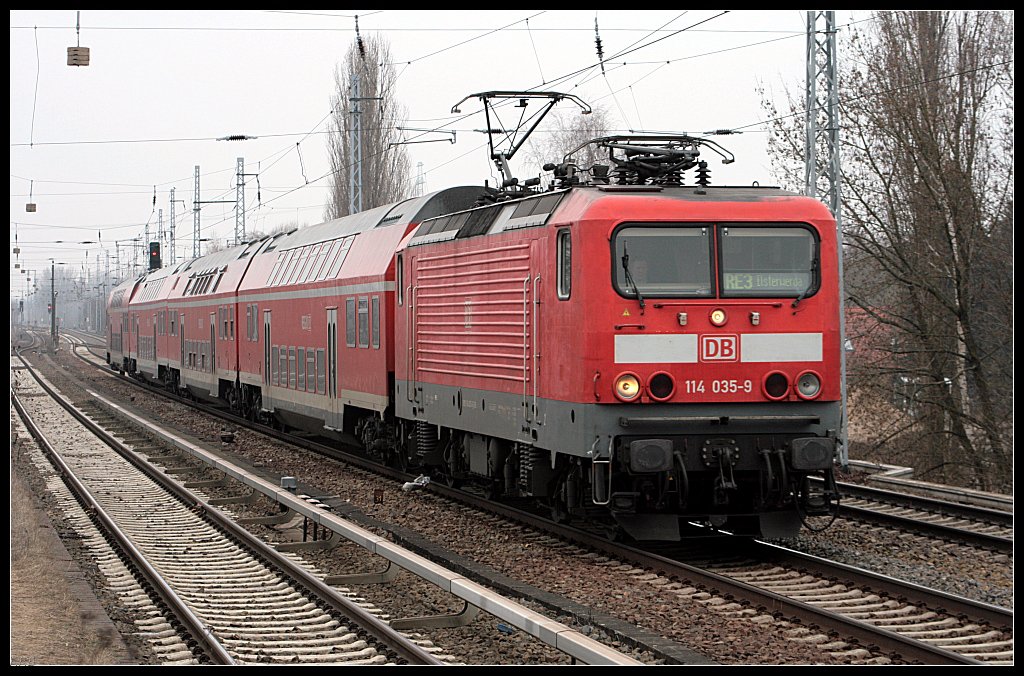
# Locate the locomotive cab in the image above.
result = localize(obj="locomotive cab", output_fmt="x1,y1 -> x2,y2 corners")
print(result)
576,190 -> 842,539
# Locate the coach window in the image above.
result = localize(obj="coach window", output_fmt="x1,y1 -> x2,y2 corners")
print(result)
268,251 -> 286,286
287,247 -> 310,285
288,347 -> 297,388
316,349 -> 325,394
279,347 -> 288,386
556,229 -> 571,300
271,346 -> 279,385
229,307 -> 234,339
297,348 -> 306,390
299,245 -> 316,282
279,250 -> 300,287
718,225 -> 818,299
345,298 -> 356,347
306,350 -> 316,392
371,296 -> 380,349
327,237 -> 352,279
309,242 -> 331,281
267,252 -> 285,286
316,240 -> 341,282
358,297 -> 369,348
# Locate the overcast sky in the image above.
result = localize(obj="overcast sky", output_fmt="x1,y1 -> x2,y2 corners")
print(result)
9,10 -> 863,296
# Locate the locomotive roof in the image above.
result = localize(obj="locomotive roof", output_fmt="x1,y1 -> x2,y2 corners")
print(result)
403,183 -> 831,249
580,183 -> 802,200
557,184 -> 835,224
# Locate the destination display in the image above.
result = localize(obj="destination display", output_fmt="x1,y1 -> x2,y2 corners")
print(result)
723,271 -> 810,293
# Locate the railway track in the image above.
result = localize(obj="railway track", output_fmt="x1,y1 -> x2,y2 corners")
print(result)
14,338 -> 646,666
12,354 -> 451,665
423,482 -> 1014,664
671,539 -> 1012,664
62,329 -> 1012,562
29,329 -> 1014,665
833,483 -> 1012,552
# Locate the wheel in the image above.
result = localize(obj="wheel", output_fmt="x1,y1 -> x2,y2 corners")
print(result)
549,498 -> 571,524
442,466 -> 462,489
388,446 -> 410,473
547,467 -> 573,524
484,479 -> 503,501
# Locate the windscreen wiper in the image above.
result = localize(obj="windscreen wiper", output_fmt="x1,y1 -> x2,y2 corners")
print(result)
791,258 -> 818,309
621,244 -> 645,313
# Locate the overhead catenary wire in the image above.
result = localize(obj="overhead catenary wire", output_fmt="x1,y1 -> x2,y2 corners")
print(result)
198,10 -> 785,222
12,10 -> 908,274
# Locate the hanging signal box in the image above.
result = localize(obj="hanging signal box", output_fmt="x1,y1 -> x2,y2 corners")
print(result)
26,203 -> 37,212
67,46 -> 90,67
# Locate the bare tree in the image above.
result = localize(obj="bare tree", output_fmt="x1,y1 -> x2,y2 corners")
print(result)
325,36 -> 411,219
522,103 -> 616,179
764,11 -> 1013,491
204,239 -> 227,254
247,221 -> 301,241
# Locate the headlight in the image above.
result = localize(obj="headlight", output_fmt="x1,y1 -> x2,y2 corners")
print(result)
614,372 -> 642,401
763,371 -> 789,400
709,308 -> 728,326
795,371 -> 822,399
647,372 -> 675,401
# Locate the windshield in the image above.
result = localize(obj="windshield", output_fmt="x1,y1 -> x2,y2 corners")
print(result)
719,226 -> 816,297
612,226 -> 713,297
612,223 -> 818,299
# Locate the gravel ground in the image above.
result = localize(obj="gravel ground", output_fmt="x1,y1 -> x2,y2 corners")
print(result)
21,348 -> 1016,665
772,521 -> 1013,609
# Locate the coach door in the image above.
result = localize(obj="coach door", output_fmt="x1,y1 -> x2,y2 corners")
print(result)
262,310 -> 273,412
129,313 -> 136,363
325,308 -> 341,431
209,312 -> 218,394
179,313 -> 185,380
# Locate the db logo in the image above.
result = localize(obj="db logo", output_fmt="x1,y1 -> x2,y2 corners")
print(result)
700,335 -> 738,362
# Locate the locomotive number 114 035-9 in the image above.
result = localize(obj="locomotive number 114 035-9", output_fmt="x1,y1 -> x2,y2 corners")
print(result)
683,379 -> 754,394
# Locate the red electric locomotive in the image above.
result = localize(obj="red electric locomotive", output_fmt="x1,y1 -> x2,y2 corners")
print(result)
393,134 -> 842,540
109,94 -> 841,541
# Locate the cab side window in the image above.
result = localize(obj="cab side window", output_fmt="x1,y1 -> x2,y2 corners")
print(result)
557,229 -> 571,300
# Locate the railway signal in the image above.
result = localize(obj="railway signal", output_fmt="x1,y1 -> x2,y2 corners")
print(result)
149,242 -> 162,270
